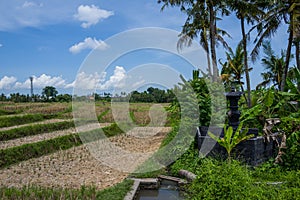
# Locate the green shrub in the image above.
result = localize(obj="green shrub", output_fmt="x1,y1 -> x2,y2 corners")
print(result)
169,147 -> 200,176
208,123 -> 253,162
186,159 -> 261,199
277,117 -> 300,170
175,156 -> 300,200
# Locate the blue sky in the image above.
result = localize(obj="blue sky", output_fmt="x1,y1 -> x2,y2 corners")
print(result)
0,0 -> 289,95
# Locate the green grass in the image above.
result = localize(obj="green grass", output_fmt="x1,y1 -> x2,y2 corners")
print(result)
0,121 -> 75,141
97,109 -> 110,122
0,109 -> 20,116
0,179 -> 134,200
101,123 -> 125,137
169,146 -> 300,200
0,114 -> 57,128
96,179 -> 134,200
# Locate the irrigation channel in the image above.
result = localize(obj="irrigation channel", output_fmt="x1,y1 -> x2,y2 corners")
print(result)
136,183 -> 185,200
127,175 -> 187,200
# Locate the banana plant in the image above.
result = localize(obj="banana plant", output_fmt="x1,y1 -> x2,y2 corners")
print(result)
208,123 -> 254,162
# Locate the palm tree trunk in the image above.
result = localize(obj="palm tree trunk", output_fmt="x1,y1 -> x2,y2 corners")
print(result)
208,1 -> 218,82
239,82 -> 248,104
206,50 -> 213,78
296,40 -> 300,71
241,16 -> 252,108
296,40 -> 300,92
202,33 -> 213,79
281,24 -> 293,92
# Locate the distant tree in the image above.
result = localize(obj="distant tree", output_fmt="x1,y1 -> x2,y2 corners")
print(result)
129,87 -> 173,103
0,93 -> 7,101
42,86 -> 58,101
56,94 -> 72,102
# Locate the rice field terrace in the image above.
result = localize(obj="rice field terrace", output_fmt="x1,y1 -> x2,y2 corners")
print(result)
0,102 -> 172,199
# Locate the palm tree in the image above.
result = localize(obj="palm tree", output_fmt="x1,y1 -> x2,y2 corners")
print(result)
226,0 -> 265,107
291,2 -> 300,92
256,41 -> 286,90
220,44 -> 250,104
177,5 -> 213,78
158,0 -> 231,82
251,0 -> 300,91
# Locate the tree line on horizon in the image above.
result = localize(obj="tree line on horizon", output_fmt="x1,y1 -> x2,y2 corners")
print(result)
0,86 -> 175,103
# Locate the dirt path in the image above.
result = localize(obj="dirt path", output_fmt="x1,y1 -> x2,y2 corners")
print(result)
0,123 -> 111,150
0,118 -> 71,132
0,127 -> 172,190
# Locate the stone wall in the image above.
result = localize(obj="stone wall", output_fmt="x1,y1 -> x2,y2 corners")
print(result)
196,127 -> 277,166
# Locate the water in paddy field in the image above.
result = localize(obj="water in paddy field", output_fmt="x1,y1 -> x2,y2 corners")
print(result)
136,185 -> 185,200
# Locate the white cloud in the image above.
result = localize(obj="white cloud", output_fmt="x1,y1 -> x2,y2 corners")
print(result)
14,74 -> 67,89
69,37 -> 108,54
66,71 -> 106,90
98,66 -> 126,90
74,5 -> 114,28
0,76 -> 17,89
70,66 -> 127,91
0,66 -> 127,93
22,1 -> 43,8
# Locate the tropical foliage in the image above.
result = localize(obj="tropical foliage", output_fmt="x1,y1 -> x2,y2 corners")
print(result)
208,123 -> 253,161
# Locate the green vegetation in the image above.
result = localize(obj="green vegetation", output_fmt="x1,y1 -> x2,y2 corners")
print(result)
95,179 -> 133,200
0,109 -> 19,116
97,109 -> 110,123
0,121 -> 75,141
170,148 -> 300,200
42,86 -> 58,102
101,123 -> 124,137
208,123 -> 254,161
0,179 -> 133,200
0,122 -> 127,169
128,87 -> 175,103
0,0 -> 299,198
161,64 -> 299,199
0,114 -> 56,128
0,134 -> 81,168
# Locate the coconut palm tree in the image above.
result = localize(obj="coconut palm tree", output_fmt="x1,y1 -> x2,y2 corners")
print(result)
158,0 -> 231,82
256,41 -> 286,90
226,0 -> 265,107
220,44 -> 251,105
251,0 -> 300,91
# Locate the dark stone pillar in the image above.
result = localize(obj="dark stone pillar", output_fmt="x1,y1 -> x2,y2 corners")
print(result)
225,86 -> 243,130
